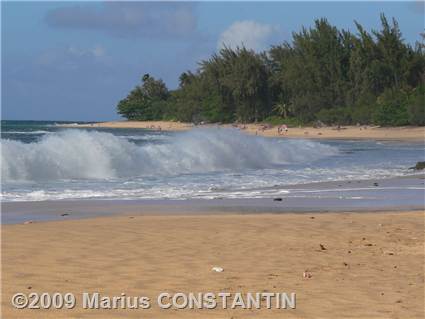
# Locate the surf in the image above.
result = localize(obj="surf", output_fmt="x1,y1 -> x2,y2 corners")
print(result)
1,128 -> 338,182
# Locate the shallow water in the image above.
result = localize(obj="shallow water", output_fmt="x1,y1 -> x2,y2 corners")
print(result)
1,120 -> 424,202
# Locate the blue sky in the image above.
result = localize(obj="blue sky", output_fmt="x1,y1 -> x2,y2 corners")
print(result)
2,1 -> 424,121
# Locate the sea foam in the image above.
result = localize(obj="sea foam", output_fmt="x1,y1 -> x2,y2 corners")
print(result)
1,128 -> 338,181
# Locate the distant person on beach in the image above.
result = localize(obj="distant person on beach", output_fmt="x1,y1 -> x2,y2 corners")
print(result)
278,124 -> 288,135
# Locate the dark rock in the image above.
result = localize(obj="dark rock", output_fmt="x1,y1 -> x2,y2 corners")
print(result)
61,213 -> 70,217
410,161 -> 425,170
273,198 -> 283,201
373,182 -> 379,186
319,244 -> 327,250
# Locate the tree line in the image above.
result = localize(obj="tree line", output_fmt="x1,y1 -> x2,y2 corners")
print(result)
117,15 -> 425,126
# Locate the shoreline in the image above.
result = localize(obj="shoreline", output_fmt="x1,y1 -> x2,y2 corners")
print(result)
2,210 -> 424,318
58,121 -> 425,141
2,174 -> 424,224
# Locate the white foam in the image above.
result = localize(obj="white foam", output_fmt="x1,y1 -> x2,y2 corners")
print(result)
1,128 -> 338,182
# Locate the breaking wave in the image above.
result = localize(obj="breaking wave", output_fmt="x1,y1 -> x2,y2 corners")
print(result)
1,128 -> 338,181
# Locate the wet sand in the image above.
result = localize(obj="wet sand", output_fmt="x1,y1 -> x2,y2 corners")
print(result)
2,211 -> 424,318
59,121 -> 425,141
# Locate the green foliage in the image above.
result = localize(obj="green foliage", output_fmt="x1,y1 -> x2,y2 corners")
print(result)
350,104 -> 375,125
316,108 -> 353,125
200,93 -> 226,123
117,74 -> 169,120
372,89 -> 409,126
262,116 -> 302,127
199,46 -> 271,122
277,19 -> 351,121
407,85 -> 425,125
117,15 -> 424,126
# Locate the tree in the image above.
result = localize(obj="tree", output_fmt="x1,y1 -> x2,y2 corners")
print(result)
270,19 -> 352,122
117,75 -> 169,120
116,15 -> 424,126
373,88 -> 409,126
407,85 -> 425,125
200,46 -> 271,122
272,102 -> 289,118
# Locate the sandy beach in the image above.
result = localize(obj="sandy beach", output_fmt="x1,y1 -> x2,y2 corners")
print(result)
2,210 -> 424,318
61,120 -> 193,131
59,121 -> 425,141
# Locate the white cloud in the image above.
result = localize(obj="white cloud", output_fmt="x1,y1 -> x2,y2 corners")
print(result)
218,20 -> 276,51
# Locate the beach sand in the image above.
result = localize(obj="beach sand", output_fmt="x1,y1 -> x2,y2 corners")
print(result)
60,121 -> 425,141
61,120 -> 192,131
2,211 -> 424,318
242,124 -> 425,141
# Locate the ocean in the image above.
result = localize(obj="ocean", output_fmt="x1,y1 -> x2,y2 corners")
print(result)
1,120 -> 424,203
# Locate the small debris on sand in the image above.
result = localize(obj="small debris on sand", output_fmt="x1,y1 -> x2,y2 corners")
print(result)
319,244 -> 327,251
212,266 -> 224,273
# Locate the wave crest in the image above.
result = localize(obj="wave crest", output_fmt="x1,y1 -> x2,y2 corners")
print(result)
1,128 -> 338,181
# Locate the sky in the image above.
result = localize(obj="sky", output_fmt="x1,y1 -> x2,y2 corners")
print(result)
2,1 -> 424,121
